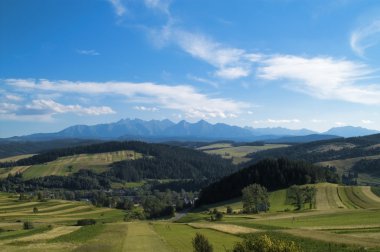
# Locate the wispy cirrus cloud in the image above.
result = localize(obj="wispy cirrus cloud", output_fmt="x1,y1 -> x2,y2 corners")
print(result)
5,78 -> 248,120
143,0 -> 171,14
257,55 -> 380,105
108,0 -> 126,17
77,49 -> 100,56
150,25 -> 253,80
253,119 -> 301,124
187,74 -> 219,88
106,0 -> 380,106
350,18 -> 380,57
133,106 -> 159,112
108,0 -> 253,80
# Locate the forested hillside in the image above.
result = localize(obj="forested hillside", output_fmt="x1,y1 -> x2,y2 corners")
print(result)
198,158 -> 338,205
0,139 -> 102,159
247,134 -> 380,164
0,141 -> 237,191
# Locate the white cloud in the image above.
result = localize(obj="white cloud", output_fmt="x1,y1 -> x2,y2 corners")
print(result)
215,67 -> 250,79
362,119 -> 373,124
133,106 -> 159,112
108,0 -> 126,16
257,55 -> 380,105
267,119 -> 300,123
187,74 -> 219,88
5,94 -> 23,101
5,78 -> 248,120
149,26 -> 251,80
335,122 -> 347,126
245,53 -> 263,62
106,0 -> 380,106
144,0 -> 171,14
350,19 -> 380,57
0,102 -> 19,114
174,30 -> 246,68
0,98 -> 115,121
24,99 -> 115,116
311,119 -> 325,123
77,49 -> 100,56
253,119 -> 300,124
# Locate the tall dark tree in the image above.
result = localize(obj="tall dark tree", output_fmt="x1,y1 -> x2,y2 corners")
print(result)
242,184 -> 269,213
192,233 -> 213,252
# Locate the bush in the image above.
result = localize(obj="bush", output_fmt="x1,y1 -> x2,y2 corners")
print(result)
23,221 -> 34,230
76,219 -> 96,226
232,234 -> 302,252
226,206 -> 233,214
215,211 -> 223,221
124,208 -> 146,221
192,233 -> 213,252
33,207 -> 38,213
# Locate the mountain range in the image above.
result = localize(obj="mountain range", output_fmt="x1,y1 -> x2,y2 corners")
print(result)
3,118 -> 379,143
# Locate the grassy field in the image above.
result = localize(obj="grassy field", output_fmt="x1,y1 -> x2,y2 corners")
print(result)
178,183 -> 380,251
316,154 -> 380,185
153,222 -> 242,251
0,192 -> 128,251
0,150 -> 142,179
199,143 -> 289,164
0,154 -> 35,162
1,183 -> 380,251
0,192 -> 245,252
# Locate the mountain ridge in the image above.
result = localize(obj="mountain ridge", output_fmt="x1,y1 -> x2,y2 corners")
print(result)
2,118 -> 378,142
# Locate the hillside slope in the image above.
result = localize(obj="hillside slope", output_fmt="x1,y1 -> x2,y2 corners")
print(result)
198,158 -> 338,205
247,134 -> 380,185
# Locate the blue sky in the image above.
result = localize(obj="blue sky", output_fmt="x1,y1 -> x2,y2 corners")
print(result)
1,0 -> 380,137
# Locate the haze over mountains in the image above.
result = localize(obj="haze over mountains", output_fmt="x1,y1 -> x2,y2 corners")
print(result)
3,118 -> 379,143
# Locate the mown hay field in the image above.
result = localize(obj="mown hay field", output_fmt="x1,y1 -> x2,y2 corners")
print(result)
0,150 -> 142,179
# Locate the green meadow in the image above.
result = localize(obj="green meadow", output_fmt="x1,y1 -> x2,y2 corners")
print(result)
0,150 -> 142,179
198,143 -> 289,164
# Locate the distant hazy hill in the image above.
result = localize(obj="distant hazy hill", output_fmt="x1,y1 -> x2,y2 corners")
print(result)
268,134 -> 341,143
323,126 -> 379,138
2,118 -> 378,143
245,126 -> 317,136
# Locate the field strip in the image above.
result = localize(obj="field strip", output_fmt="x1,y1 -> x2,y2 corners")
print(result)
36,205 -> 92,215
361,186 -> 380,203
283,229 -> 380,248
31,203 -> 77,213
188,223 -> 258,234
0,154 -> 35,162
0,201 -> 40,210
301,224 -> 380,230
0,166 -> 31,178
315,184 -> 332,210
344,187 -> 379,209
328,186 -> 345,209
345,232 -> 380,239
2,242 -> 77,251
123,222 -> 172,251
60,207 -> 113,216
14,226 -> 81,242
252,208 -> 352,221
337,187 -> 357,209
315,184 -> 346,210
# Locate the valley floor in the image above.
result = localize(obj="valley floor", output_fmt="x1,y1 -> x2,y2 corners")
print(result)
1,183 -> 380,251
